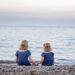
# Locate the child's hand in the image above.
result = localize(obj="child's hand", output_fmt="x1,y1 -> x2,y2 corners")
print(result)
36,64 -> 38,66
34,63 -> 38,66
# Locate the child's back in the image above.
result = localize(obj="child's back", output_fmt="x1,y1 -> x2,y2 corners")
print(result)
41,52 -> 54,66
16,50 -> 31,66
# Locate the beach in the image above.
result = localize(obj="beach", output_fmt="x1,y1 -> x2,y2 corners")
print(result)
0,60 -> 75,75
0,64 -> 75,75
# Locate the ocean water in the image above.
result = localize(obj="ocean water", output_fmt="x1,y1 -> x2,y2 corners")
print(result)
0,26 -> 75,65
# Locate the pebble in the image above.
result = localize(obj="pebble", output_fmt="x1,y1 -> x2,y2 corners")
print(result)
0,64 -> 75,75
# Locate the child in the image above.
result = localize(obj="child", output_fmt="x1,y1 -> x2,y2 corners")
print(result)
37,43 -> 54,66
15,40 -> 35,66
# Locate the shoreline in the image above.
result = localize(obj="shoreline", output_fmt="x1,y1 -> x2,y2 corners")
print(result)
0,60 -> 16,64
0,60 -> 74,65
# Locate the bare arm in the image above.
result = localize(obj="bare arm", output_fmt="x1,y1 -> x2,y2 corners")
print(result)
37,56 -> 44,64
29,56 -> 35,65
16,56 -> 18,62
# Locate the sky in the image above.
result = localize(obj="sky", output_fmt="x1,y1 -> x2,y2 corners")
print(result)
0,0 -> 75,26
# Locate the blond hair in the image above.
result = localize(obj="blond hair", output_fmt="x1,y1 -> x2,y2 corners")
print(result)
43,43 -> 52,52
19,40 -> 28,50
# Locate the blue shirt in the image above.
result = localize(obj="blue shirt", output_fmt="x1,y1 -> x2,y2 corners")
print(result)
41,52 -> 54,66
15,50 -> 31,66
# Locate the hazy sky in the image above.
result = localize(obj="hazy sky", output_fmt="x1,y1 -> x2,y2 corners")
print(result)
0,0 -> 75,26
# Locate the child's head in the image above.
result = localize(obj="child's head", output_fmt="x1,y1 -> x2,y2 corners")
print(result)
43,43 -> 52,52
19,40 -> 28,50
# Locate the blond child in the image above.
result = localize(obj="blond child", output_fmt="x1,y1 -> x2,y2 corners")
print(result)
15,40 -> 35,66
37,43 -> 54,66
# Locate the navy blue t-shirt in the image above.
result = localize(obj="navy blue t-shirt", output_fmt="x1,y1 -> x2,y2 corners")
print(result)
15,50 -> 31,66
41,52 -> 54,66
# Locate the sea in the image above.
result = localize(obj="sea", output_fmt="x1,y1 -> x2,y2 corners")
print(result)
0,26 -> 75,65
